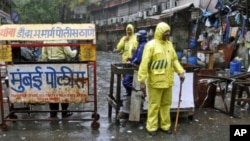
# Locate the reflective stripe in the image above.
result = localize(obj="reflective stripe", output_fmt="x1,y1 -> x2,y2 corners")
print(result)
159,60 -> 164,69
154,61 -> 159,69
151,61 -> 156,69
151,59 -> 168,70
164,60 -> 167,68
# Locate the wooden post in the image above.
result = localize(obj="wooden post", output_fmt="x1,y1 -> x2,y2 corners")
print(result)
208,53 -> 214,69
197,50 -> 216,69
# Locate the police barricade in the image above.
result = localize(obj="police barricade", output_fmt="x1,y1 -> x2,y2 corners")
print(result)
0,23 -> 99,131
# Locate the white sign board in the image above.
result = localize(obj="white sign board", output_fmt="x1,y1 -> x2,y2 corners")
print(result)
172,73 -> 194,109
7,63 -> 88,103
143,73 -> 195,110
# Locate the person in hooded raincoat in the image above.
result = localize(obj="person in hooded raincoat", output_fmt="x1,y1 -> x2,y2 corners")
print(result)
123,29 -> 148,96
137,22 -> 185,136
116,24 -> 138,63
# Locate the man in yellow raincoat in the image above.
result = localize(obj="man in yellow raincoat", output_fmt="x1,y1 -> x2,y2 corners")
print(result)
116,24 -> 138,63
138,22 -> 185,136
41,39 -> 77,118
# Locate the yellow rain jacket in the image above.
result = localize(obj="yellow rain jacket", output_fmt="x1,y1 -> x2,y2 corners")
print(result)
41,40 -> 77,61
138,22 -> 185,88
116,24 -> 138,63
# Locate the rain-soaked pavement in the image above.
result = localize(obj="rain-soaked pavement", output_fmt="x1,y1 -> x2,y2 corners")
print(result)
0,51 -> 250,141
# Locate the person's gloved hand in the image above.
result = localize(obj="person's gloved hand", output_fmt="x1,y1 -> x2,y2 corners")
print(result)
124,36 -> 129,41
140,82 -> 146,95
179,73 -> 185,83
126,57 -> 131,63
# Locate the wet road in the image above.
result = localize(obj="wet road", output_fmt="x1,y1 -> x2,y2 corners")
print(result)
0,51 -> 250,141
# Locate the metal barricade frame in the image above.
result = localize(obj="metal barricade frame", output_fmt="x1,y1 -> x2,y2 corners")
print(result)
0,23 -> 99,131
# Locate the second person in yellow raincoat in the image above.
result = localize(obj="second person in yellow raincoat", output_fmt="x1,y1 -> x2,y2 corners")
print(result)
116,24 -> 138,63
138,22 -> 185,136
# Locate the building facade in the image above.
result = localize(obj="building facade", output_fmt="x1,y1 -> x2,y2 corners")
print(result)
86,0 -> 249,54
86,0 -> 214,51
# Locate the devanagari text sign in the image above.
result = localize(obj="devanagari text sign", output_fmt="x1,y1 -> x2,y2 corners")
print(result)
0,24 -> 95,41
7,63 -> 88,103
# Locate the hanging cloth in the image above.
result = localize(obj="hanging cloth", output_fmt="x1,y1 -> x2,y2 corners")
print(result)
223,14 -> 230,43
241,15 -> 246,37
236,14 -> 246,44
215,0 -> 224,10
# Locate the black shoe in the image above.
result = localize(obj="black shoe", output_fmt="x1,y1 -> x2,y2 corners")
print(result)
62,112 -> 73,118
147,131 -> 157,136
160,129 -> 172,134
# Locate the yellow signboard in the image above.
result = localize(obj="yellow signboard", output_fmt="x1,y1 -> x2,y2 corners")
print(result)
0,24 -> 95,41
79,44 -> 96,61
0,45 -> 12,62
